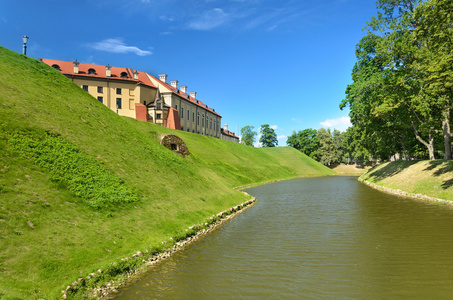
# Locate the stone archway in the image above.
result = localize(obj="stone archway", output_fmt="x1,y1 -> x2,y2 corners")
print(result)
160,134 -> 190,157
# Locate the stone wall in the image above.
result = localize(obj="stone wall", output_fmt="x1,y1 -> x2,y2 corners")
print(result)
160,134 -> 190,157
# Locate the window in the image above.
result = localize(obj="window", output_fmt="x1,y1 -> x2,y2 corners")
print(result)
120,72 -> 128,78
197,113 -> 200,125
88,68 -> 96,75
156,113 -> 162,119
82,85 -> 88,92
181,109 -> 184,118
129,99 -> 134,110
51,64 -> 60,70
116,88 -> 122,95
97,86 -> 103,93
192,112 -> 195,122
175,104 -> 178,110
97,96 -> 103,103
116,98 -> 122,109
170,143 -> 178,151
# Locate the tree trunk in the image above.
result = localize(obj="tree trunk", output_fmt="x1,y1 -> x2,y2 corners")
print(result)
442,106 -> 452,159
401,141 -> 409,160
411,120 -> 436,160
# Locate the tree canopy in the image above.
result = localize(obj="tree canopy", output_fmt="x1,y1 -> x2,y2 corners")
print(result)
340,0 -> 453,160
259,124 -> 278,147
240,125 -> 257,146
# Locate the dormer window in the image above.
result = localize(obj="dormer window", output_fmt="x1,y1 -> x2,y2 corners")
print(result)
51,64 -> 61,70
88,68 -> 96,75
120,72 -> 128,78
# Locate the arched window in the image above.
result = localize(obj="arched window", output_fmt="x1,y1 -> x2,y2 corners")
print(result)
51,64 -> 60,70
88,68 -> 96,75
120,72 -> 128,78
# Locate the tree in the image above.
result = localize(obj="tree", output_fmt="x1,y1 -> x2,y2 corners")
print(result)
259,124 -> 278,147
286,128 -> 319,160
240,125 -> 257,146
341,0 -> 449,160
413,0 -> 453,159
317,128 -> 337,165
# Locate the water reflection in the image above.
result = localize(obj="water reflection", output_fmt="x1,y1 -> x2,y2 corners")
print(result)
115,176 -> 453,299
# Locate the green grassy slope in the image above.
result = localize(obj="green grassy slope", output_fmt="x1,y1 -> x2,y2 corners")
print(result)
0,46 -> 334,299
361,160 -> 453,201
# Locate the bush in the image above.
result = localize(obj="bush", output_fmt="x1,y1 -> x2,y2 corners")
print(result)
7,129 -> 138,209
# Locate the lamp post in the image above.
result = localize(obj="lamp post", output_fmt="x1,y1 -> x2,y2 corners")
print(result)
22,35 -> 28,56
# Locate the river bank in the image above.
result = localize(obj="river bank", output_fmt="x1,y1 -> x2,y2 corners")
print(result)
359,160 -> 453,203
68,195 -> 257,299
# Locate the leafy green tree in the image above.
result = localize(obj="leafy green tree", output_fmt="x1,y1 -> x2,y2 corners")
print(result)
341,0 -> 449,160
317,128 -> 337,165
240,125 -> 257,146
259,124 -> 278,147
343,126 -> 372,165
286,128 -> 319,160
413,0 -> 453,159
333,129 -> 344,163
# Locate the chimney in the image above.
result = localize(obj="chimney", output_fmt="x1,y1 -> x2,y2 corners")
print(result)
159,74 -> 167,83
73,59 -> 79,74
180,85 -> 187,94
190,91 -> 197,99
106,65 -> 111,77
224,124 -> 228,131
133,70 -> 139,80
170,80 -> 178,89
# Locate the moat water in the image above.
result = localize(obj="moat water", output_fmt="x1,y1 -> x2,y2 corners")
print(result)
115,176 -> 453,299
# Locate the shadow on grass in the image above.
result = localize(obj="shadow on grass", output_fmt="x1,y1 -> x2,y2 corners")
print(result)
424,160 -> 453,189
367,160 -> 419,181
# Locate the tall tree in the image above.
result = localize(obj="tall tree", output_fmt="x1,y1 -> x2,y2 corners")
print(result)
317,128 -> 337,165
341,0 -> 448,160
286,128 -> 319,160
240,125 -> 257,146
259,124 -> 278,147
413,0 -> 453,159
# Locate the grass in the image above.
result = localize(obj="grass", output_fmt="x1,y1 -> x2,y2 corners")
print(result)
360,160 -> 453,201
0,46 -> 334,299
330,164 -> 371,175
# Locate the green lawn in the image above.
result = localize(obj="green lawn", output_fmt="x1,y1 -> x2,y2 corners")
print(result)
0,46 -> 334,299
361,160 -> 453,201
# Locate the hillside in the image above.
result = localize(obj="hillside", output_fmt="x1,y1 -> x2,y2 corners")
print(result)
0,46 -> 334,299
360,160 -> 453,201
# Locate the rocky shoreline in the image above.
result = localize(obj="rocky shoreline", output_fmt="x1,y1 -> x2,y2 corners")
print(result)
358,177 -> 453,206
62,193 -> 257,299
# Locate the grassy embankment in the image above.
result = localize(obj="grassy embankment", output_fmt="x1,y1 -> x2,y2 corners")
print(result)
0,46 -> 334,299
360,160 -> 453,201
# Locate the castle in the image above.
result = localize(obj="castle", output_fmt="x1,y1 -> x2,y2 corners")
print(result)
41,59 -> 239,142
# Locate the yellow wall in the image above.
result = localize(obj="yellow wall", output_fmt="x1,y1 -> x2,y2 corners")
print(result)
69,77 -> 157,120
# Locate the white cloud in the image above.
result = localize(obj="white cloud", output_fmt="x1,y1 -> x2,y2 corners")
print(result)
188,8 -> 228,30
277,135 -> 286,140
320,116 -> 351,130
90,38 -> 152,56
270,125 -> 279,130
291,118 -> 302,123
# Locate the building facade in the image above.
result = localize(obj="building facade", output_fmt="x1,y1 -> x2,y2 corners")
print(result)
41,59 -> 227,140
220,125 -> 240,143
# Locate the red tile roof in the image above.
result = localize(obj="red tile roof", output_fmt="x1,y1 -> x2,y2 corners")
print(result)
146,73 -> 221,118
221,128 -> 239,139
41,58 -> 219,117
40,59 -> 157,88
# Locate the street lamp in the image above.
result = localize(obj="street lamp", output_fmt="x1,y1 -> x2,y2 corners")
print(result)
22,35 -> 28,56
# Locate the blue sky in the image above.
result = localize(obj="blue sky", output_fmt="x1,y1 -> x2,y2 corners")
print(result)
1,0 -> 378,146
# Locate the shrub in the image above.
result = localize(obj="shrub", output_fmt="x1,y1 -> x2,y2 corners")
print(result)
7,129 -> 138,209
